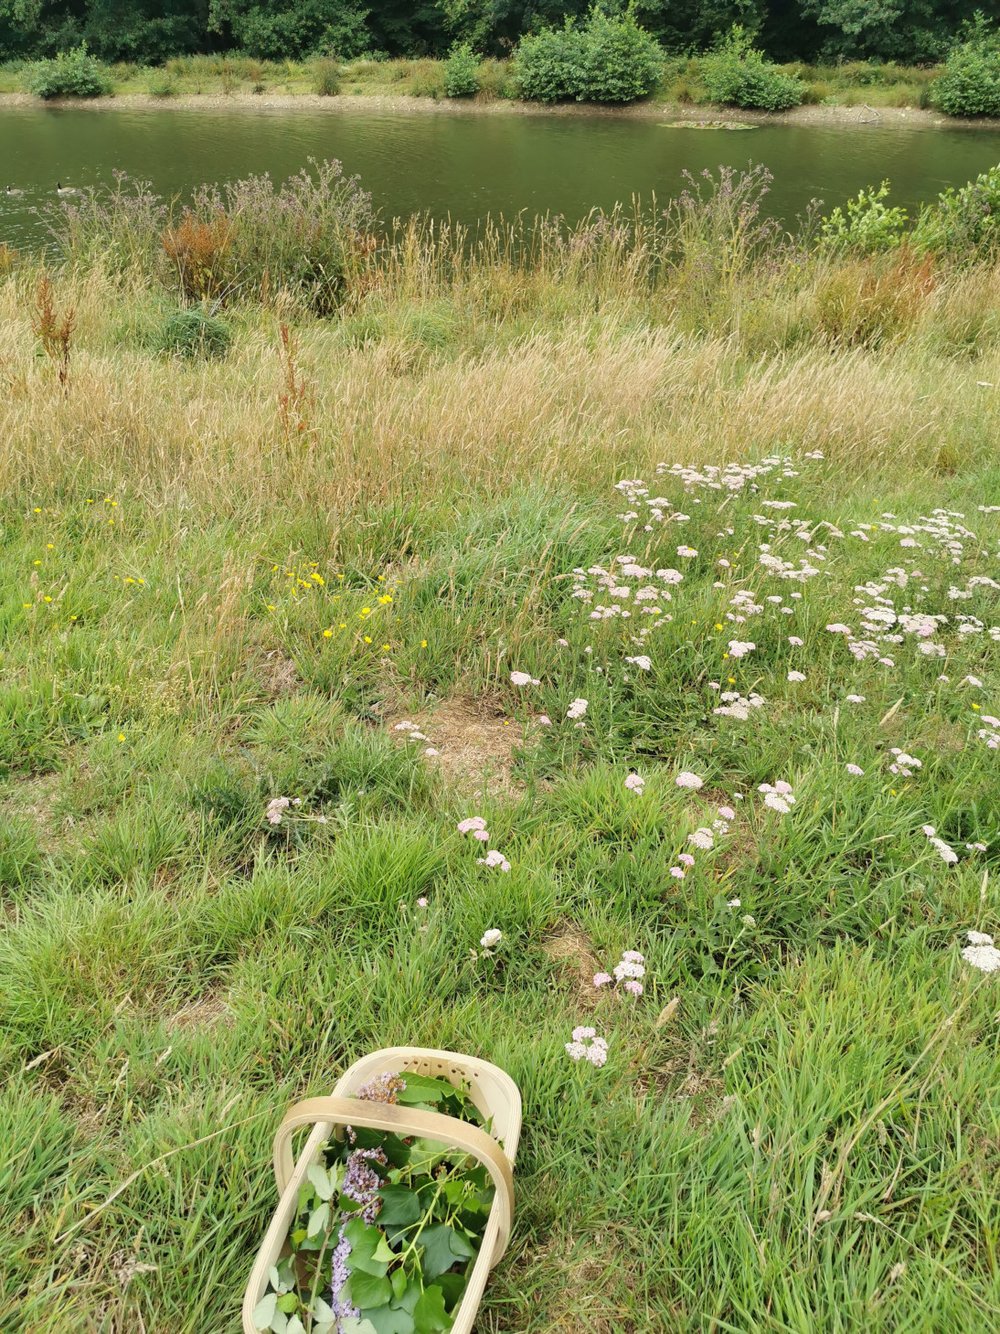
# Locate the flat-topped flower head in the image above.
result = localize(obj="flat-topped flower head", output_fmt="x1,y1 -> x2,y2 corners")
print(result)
457,816 -> 488,836
675,771 -> 704,789
961,931 -> 1000,972
509,670 -> 540,686
566,1028 -> 609,1066
566,697 -> 588,720
477,850 -> 511,872
480,928 -> 502,949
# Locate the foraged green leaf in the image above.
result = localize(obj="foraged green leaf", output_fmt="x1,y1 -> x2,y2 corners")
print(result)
393,1074 -> 457,1105
308,1163 -> 334,1200
346,1270 -> 392,1309
377,1184 -> 422,1225
362,1307 -> 416,1334
307,1201 -> 331,1237
342,1216 -> 392,1276
412,1284 -> 450,1332
418,1223 -> 475,1280
251,1293 -> 278,1330
434,1271 -> 466,1310
312,1297 -> 336,1322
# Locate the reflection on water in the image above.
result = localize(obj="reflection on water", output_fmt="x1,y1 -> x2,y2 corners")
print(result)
3,104 -> 1000,247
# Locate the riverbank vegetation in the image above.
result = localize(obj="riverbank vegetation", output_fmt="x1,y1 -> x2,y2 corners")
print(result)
0,45 -> 951,111
1,162 -> 999,1330
2,2 -> 999,114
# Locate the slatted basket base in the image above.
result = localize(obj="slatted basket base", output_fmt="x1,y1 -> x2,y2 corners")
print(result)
243,1047 -> 522,1334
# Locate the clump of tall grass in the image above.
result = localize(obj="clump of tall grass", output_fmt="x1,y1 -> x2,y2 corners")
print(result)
52,160 -> 375,314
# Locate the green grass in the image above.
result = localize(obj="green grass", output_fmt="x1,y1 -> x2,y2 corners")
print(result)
0,53 -> 943,111
1,218 -> 999,1329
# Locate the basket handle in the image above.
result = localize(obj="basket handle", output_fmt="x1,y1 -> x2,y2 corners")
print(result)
273,1095 -> 515,1262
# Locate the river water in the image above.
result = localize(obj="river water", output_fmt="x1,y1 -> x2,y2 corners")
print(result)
3,103 -> 1000,245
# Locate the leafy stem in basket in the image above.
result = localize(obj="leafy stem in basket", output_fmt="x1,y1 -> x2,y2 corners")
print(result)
252,1071 -> 496,1334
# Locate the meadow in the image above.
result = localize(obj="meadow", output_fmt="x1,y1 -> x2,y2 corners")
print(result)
1,170 -> 999,1331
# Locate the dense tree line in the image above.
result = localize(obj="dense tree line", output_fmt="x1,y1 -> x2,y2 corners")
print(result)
0,0 -> 996,65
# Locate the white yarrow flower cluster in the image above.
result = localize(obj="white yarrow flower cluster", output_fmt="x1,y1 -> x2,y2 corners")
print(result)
758,780 -> 796,814
565,1026 -> 609,1066
921,825 -> 958,865
961,931 -> 1000,973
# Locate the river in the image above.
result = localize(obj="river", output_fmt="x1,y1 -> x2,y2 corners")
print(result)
3,103 -> 1000,246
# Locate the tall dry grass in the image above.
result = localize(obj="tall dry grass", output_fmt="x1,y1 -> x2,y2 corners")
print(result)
5,186 -> 1000,527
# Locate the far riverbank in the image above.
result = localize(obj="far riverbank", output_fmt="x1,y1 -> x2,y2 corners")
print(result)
2,87 -> 998,133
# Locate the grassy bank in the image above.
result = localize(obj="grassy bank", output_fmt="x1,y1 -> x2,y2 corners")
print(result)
1,182 -> 999,1331
0,52 -> 941,110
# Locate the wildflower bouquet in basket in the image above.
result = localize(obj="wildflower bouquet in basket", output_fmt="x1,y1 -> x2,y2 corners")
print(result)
251,1072 -> 496,1334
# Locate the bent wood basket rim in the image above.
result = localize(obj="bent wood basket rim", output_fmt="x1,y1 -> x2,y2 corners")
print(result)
243,1046 -> 522,1334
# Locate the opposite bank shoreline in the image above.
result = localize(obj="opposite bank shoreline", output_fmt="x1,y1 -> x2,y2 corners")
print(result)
1,88 -> 999,132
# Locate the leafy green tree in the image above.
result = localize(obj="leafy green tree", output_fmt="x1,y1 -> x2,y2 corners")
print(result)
209,0 -> 370,59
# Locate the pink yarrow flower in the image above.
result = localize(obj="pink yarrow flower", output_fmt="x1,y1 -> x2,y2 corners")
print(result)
675,771 -> 704,790
477,850 -> 511,872
510,670 -> 540,687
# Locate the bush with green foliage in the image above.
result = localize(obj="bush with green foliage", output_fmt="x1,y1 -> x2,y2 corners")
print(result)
146,69 -> 179,97
581,5 -> 662,103
514,20 -> 587,102
25,44 -> 113,99
311,55 -> 341,94
930,23 -> 1000,117
701,26 -> 805,111
153,307 -> 233,358
515,5 -> 661,104
818,182 -> 909,253
913,164 -> 1000,260
443,41 -> 480,97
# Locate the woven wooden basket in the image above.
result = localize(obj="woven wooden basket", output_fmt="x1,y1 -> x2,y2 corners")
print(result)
243,1047 -> 522,1334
